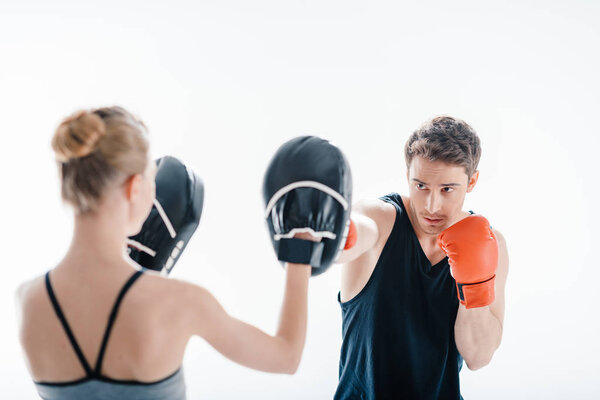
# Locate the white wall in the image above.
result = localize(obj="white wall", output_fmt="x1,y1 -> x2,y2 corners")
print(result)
1,0 -> 598,398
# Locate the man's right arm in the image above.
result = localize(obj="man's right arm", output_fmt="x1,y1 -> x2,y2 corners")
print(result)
336,199 -> 388,265
337,198 -> 396,302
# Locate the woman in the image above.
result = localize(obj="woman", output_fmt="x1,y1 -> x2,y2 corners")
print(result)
15,106 -> 312,399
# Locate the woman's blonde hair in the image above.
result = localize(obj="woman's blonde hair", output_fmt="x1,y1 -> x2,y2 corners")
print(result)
51,106 -> 149,213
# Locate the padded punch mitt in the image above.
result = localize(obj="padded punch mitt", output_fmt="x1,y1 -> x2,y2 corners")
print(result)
263,136 -> 352,276
128,156 -> 204,274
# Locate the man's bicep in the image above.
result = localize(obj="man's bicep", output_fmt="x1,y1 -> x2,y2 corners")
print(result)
335,199 -> 386,264
490,229 -> 509,326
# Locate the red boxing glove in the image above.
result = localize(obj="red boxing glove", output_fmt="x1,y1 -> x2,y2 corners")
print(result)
344,219 -> 357,250
437,215 -> 498,309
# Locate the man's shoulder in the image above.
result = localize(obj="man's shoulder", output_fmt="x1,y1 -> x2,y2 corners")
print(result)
352,194 -> 406,249
353,196 -> 397,224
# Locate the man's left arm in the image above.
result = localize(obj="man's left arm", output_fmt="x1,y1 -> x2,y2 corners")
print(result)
454,229 -> 509,370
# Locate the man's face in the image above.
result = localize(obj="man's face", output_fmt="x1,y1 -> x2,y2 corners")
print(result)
407,156 -> 478,236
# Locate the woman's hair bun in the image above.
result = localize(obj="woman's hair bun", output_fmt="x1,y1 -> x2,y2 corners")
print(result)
52,110 -> 106,162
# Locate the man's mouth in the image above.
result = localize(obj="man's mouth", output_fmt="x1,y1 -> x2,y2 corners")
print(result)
423,217 -> 443,225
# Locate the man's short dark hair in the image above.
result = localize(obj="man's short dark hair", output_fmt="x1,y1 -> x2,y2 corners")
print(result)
404,116 -> 482,178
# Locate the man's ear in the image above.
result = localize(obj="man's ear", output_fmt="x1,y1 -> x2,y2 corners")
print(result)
466,170 -> 479,193
125,174 -> 143,201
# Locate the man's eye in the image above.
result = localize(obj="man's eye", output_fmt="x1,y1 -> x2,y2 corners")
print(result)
442,187 -> 454,193
416,183 -> 426,190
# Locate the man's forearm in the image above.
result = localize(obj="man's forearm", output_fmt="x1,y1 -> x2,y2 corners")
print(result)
454,305 -> 503,370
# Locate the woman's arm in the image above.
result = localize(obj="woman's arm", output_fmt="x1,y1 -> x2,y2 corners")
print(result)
179,263 -> 310,374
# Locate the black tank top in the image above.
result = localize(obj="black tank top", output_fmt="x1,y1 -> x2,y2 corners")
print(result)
335,193 -> 463,400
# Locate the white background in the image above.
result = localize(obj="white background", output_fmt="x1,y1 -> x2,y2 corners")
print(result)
1,0 -> 599,398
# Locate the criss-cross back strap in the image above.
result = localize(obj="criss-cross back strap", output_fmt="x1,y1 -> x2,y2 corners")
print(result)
45,269 -> 145,378
45,271 -> 94,377
94,270 -> 144,375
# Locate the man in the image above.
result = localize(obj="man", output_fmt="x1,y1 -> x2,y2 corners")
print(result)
334,116 -> 509,399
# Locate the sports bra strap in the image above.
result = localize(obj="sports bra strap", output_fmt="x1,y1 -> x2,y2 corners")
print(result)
45,269 -> 145,378
94,270 -> 144,374
45,271 -> 94,376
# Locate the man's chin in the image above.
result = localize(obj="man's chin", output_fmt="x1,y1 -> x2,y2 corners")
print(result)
425,228 -> 444,236
419,220 -> 447,235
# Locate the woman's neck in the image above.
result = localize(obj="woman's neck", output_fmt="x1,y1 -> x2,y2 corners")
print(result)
58,208 -> 133,274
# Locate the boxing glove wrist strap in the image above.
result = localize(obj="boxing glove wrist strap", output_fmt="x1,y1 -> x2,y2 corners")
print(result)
456,275 -> 496,309
343,219 -> 357,250
277,238 -> 325,267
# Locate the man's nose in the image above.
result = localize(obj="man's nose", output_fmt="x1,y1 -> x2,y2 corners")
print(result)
425,192 -> 442,215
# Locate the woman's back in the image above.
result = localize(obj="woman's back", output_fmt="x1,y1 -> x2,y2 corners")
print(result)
18,259 -> 189,386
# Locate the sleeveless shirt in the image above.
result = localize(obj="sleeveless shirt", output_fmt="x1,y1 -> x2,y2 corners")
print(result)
335,193 -> 463,399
